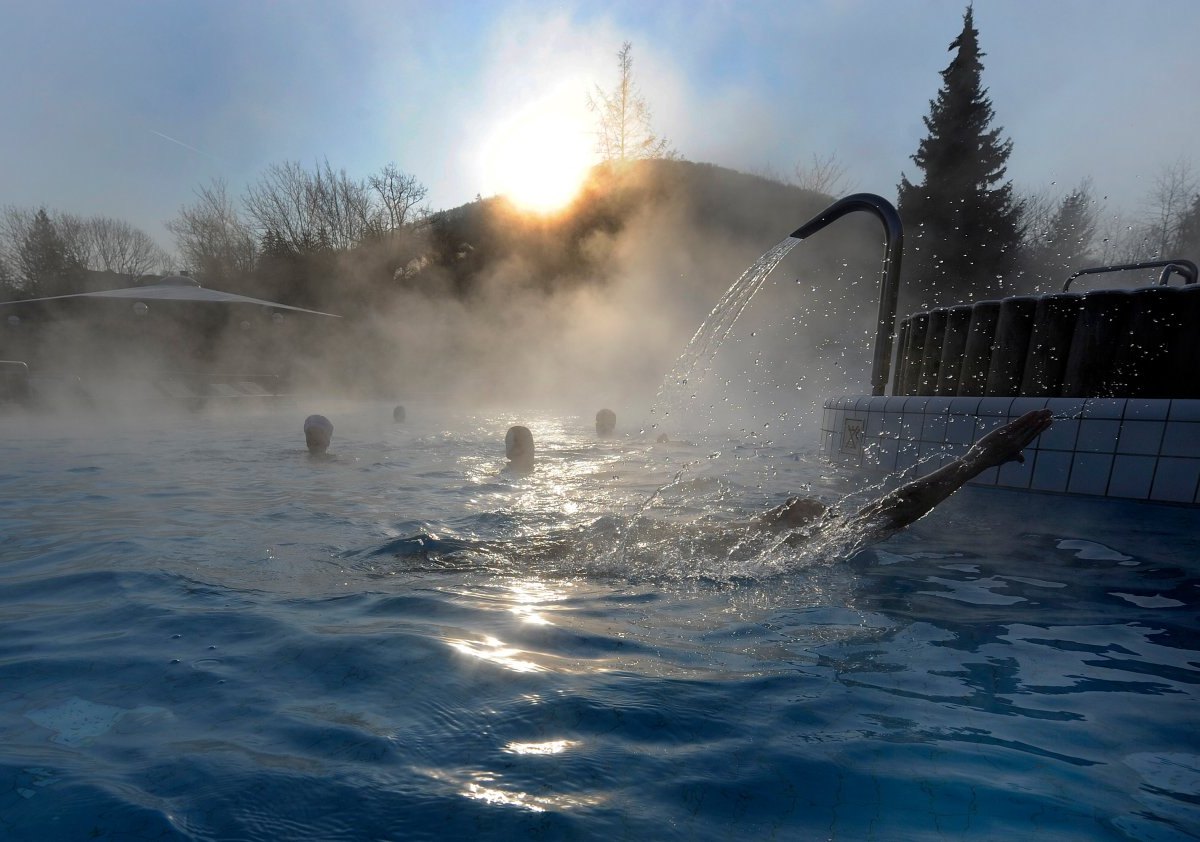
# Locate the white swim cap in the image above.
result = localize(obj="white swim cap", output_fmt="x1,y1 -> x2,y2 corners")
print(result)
505,425 -> 533,459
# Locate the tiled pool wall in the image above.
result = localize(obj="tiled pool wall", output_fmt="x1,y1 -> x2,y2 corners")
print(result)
821,396 -> 1200,504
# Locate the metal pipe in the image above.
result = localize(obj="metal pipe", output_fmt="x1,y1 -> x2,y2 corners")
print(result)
1159,263 -> 1193,286
1061,259 -> 1198,292
790,193 -> 904,396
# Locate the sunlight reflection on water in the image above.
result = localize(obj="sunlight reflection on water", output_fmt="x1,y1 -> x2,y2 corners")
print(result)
0,402 -> 1197,840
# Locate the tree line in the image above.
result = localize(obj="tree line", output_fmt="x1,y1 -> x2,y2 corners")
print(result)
164,160 -> 429,313
0,208 -> 170,299
1,22 -> 1198,312
0,41 -> 677,309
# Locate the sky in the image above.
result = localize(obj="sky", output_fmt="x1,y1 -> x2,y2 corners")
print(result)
2,0 -> 1198,254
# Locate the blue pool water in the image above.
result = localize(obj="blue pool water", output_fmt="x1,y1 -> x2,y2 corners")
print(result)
1,402 -> 1197,840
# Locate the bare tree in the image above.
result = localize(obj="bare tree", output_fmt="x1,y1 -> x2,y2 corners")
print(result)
587,42 -> 676,162
54,213 -> 94,269
0,207 -> 35,280
309,159 -> 374,249
1176,193 -> 1200,261
55,215 -> 167,278
1093,160 -> 1198,265
367,163 -> 428,235
167,179 -> 257,284
1094,210 -> 1143,265
244,159 -> 384,251
1018,185 -> 1057,250
242,161 -> 318,249
93,218 -> 167,277
792,152 -> 852,196
1143,158 -> 1197,256
0,256 -> 15,300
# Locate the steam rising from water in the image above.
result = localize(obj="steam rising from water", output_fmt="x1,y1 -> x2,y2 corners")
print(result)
3,166 -> 882,470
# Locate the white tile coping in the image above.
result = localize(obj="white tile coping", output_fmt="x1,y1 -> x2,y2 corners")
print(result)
821,395 -> 1200,505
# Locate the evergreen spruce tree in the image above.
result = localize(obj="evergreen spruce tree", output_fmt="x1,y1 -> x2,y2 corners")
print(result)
17,209 -> 80,297
897,5 -> 1023,307
1025,183 -> 1098,286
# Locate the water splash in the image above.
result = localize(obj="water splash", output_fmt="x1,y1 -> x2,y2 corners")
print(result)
653,237 -> 801,418
615,462 -> 695,569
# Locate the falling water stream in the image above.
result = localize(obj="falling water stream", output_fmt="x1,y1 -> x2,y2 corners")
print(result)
651,237 -> 801,423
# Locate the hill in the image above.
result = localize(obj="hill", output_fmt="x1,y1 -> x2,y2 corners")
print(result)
412,159 -> 837,299
338,158 -> 891,410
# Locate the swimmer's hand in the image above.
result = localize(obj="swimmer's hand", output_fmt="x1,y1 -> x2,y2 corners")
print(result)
963,409 -> 1053,472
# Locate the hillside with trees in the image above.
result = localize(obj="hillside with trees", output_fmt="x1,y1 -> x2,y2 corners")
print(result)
2,12 -> 1200,402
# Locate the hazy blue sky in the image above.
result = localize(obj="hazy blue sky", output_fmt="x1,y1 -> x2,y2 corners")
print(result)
2,0 -> 1198,251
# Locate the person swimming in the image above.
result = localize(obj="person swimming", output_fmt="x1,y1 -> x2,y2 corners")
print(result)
374,411 -> 1052,568
596,408 -> 616,438
754,409 -> 1053,544
505,425 -> 534,472
303,414 -> 334,455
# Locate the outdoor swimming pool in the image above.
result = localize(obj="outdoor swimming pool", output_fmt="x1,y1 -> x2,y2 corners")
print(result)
0,402 -> 1197,840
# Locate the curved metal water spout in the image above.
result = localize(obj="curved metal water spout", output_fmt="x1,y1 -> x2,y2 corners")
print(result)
790,193 -> 904,396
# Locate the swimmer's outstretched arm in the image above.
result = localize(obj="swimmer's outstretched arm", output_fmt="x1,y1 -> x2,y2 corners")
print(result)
849,409 -> 1053,532
753,410 -> 1052,536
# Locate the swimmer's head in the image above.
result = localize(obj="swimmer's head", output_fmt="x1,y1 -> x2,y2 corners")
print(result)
775,496 -> 827,529
595,408 -> 616,437
303,414 -> 333,454
505,425 -> 534,469
393,405 -> 406,423
753,495 -> 828,532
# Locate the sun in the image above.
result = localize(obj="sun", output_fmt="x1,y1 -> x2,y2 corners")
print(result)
482,103 -> 596,214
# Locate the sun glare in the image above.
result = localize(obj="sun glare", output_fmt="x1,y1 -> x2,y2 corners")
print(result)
482,104 -> 595,214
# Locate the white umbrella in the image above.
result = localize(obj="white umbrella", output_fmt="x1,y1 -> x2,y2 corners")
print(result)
3,275 -> 340,317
